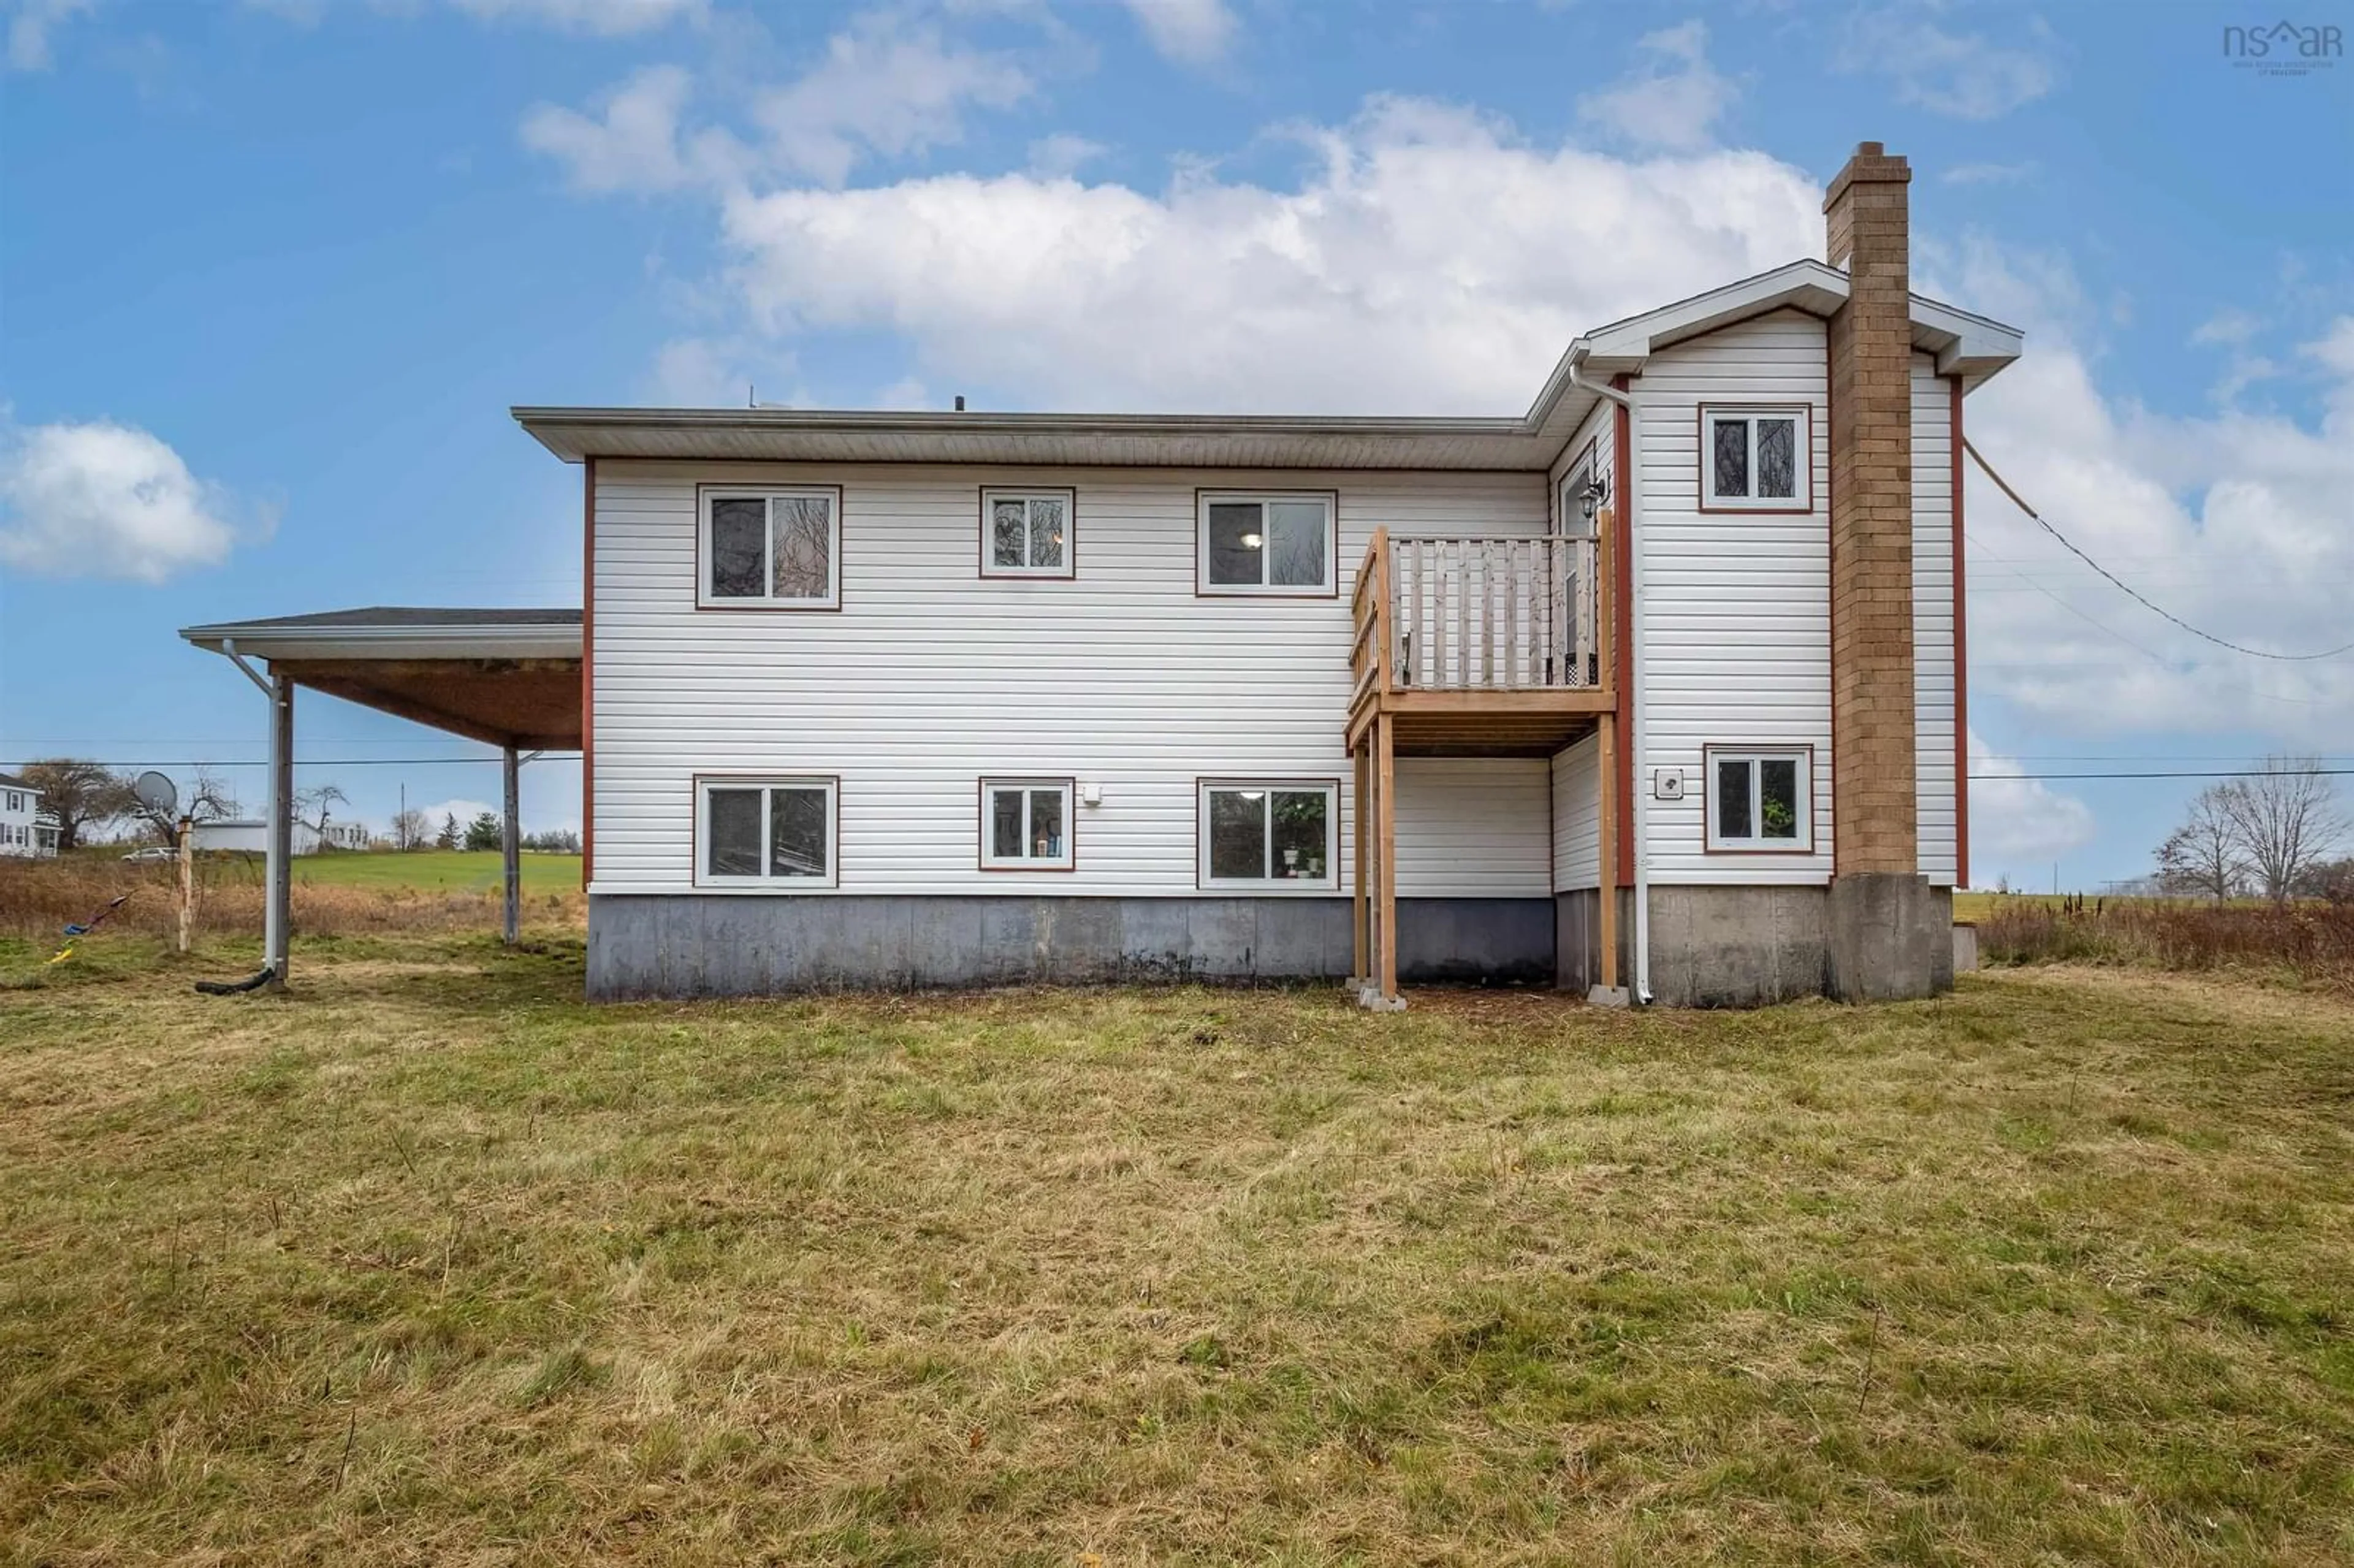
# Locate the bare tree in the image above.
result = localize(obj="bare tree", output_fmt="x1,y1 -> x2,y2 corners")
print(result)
2155,785 -> 2245,902
15,759 -> 133,851
123,766 -> 240,842
293,783 -> 350,848
389,808 -> 432,851
2216,756 -> 2348,905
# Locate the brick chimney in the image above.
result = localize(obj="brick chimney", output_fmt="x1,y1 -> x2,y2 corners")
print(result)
1823,141 -> 1943,1000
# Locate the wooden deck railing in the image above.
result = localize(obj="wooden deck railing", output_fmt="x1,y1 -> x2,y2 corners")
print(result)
1352,530 -> 1601,702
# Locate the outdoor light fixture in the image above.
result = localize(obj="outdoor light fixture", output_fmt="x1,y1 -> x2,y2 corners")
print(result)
1578,475 -> 1610,522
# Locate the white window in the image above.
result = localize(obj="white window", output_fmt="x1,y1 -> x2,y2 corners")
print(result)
1705,748 -> 1813,852
700,487 -> 841,609
981,489 -> 1073,577
1700,407 -> 1810,511
4,791 -> 19,812
1198,780 -> 1337,889
980,778 -> 1073,870
1198,492 -> 1336,595
696,777 -> 837,888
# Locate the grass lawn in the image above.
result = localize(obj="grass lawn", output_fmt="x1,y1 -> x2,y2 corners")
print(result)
286,849 -> 582,896
2,938 -> 2349,1564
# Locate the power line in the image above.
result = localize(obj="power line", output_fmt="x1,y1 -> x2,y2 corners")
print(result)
1965,438 -> 2354,662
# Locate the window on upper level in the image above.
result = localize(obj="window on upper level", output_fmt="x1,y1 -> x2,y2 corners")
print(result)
981,489 -> 1074,578
697,776 -> 837,887
1705,747 -> 1813,853
1198,492 -> 1336,596
1198,780 -> 1337,889
4,791 -> 21,813
1700,407 -> 1810,511
980,778 -> 1073,869
700,487 -> 842,609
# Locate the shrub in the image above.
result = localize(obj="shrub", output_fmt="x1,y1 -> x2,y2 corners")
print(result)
1976,896 -> 2354,994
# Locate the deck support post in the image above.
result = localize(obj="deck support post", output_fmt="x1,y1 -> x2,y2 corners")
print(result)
501,742 -> 522,947
1375,710 -> 1397,1003
264,670 -> 293,985
1352,736 -> 1369,981
1596,717 -> 1621,995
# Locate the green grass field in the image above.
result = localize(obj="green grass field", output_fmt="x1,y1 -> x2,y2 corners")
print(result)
287,849 -> 582,896
2,936 -> 2348,1562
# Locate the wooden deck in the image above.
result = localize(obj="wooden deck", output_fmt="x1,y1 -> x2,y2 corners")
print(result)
1347,523 -> 1621,1002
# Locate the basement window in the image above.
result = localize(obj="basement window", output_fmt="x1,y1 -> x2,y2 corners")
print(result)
1705,747 -> 1812,853
980,778 -> 1074,870
1700,407 -> 1810,511
698,777 -> 837,887
1198,780 -> 1336,889
1198,492 -> 1336,595
981,489 -> 1075,577
700,486 -> 842,609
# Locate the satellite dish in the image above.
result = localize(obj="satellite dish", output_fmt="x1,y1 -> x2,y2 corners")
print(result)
133,770 -> 179,818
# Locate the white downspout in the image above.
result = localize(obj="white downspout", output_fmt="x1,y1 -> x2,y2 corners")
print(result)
1566,364 -> 1653,1004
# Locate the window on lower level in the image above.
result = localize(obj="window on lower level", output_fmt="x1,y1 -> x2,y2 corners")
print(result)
1198,780 -> 1336,888
981,778 -> 1073,869
1701,406 -> 1809,510
698,777 -> 837,886
1705,748 -> 1812,852
1198,492 -> 1335,594
982,490 -> 1073,577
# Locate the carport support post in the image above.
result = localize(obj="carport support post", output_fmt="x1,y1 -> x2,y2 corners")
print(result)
265,671 -> 293,983
501,743 -> 520,946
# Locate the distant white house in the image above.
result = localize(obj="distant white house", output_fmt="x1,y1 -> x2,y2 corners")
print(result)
0,772 -> 61,858
192,818 -> 371,855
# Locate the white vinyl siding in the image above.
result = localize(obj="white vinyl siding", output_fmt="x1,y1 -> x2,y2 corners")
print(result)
1392,758 -> 1552,898
1549,733 -> 1601,892
1913,354 -> 1959,887
591,463 -> 1548,896
1633,310 -> 1835,885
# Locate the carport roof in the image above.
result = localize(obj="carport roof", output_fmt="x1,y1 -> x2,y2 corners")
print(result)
180,607 -> 582,750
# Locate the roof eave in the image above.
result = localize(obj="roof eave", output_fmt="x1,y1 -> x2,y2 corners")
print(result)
179,621 -> 583,663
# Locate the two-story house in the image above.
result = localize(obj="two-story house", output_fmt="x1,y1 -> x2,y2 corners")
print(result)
503,142 -> 2016,1007
0,772 -> 60,859
183,142 -> 2017,1006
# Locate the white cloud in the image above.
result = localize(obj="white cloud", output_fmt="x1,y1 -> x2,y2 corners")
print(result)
0,417 -> 262,584
415,798 -> 499,832
521,64 -> 726,194
447,0 -> 703,36
1929,240 -> 2354,748
1119,0 -> 1234,66
1575,19 -> 1738,152
1837,3 -> 2059,120
752,15 -> 1031,186
1026,131 -> 1106,178
7,0 -> 96,70
524,17 -> 1029,193
710,95 -> 1821,414
1967,730 -> 2095,870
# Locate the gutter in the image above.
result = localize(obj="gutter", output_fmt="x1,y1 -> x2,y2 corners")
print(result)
1566,363 -> 1652,1006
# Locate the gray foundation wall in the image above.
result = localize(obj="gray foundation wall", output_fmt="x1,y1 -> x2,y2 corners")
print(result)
1556,882 -> 1953,1007
587,894 -> 1555,999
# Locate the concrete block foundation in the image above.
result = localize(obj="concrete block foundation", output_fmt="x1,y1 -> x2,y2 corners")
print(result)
587,894 -> 1553,999
1826,873 -> 1952,1002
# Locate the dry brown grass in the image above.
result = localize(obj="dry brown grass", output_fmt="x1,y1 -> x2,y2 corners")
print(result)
0,854 -> 583,943
1976,895 -> 2354,994
2,937 -> 2350,1564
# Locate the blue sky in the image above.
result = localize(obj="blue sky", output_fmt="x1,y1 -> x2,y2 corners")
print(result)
2,0 -> 2349,886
